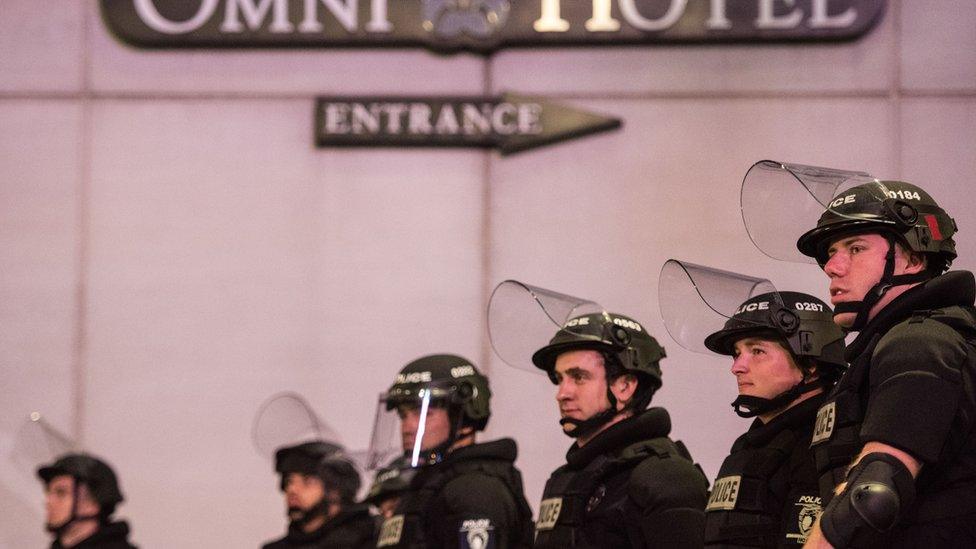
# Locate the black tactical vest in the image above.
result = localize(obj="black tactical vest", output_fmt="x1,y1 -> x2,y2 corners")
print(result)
809,337 -> 873,506
376,454 -> 534,549
534,437 -> 695,549
704,428 -> 797,547
811,306 -> 976,523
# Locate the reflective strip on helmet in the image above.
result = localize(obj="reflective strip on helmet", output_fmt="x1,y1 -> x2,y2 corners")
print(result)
925,214 -> 943,241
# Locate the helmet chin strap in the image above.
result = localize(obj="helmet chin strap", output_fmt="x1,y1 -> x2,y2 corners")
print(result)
290,498 -> 329,529
832,236 -> 931,331
407,405 -> 465,467
559,386 -> 620,440
731,378 -> 822,419
408,438 -> 453,467
46,482 -> 101,537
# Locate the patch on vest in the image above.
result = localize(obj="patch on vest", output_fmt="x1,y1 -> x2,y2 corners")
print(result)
705,475 -> 741,511
785,495 -> 822,543
811,401 -> 836,445
535,497 -> 563,531
377,514 -> 404,547
459,518 -> 494,549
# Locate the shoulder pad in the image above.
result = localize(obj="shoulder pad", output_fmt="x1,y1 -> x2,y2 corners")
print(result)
627,448 -> 709,510
619,436 -> 683,462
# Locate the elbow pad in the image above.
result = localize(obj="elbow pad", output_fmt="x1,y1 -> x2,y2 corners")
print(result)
820,452 -> 916,547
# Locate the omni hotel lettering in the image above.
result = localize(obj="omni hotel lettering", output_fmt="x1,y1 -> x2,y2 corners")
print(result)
101,1 -> 887,52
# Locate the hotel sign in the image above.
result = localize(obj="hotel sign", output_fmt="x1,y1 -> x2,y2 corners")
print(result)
314,94 -> 622,154
101,1 -> 886,53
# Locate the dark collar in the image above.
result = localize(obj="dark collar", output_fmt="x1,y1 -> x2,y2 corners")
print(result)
55,521 -> 132,548
286,520 -> 329,543
565,407 -> 671,469
323,504 -> 372,531
444,438 -> 518,464
846,271 -> 975,361
288,503 -> 374,541
409,438 -> 518,488
738,392 -> 826,449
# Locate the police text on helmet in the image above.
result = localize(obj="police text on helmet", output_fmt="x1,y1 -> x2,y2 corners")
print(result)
396,371 -> 432,384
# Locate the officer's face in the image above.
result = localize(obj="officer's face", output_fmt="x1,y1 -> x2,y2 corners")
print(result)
823,233 -> 919,327
282,472 -> 326,518
731,337 -> 803,401
44,476 -> 100,531
553,350 -> 611,432
398,404 -> 452,452
44,475 -> 75,529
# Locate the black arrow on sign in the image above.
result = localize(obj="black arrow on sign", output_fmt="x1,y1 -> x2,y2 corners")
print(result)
314,93 -> 621,155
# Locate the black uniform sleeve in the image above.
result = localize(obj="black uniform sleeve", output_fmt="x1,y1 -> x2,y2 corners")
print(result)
628,455 -> 708,549
862,316 -> 969,463
433,473 -> 521,549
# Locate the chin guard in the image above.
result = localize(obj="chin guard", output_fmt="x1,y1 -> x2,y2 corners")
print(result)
291,497 -> 329,529
731,378 -> 822,418
820,452 -> 916,547
559,406 -> 617,440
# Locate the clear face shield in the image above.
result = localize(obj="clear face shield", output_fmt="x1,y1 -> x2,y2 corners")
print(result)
660,260 -> 837,418
251,392 -> 344,459
740,160 -> 880,263
9,412 -> 78,530
487,279 -> 607,375
658,260 -> 780,354
367,382 -> 461,469
11,412 -> 76,473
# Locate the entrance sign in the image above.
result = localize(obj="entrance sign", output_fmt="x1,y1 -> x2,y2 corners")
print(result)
314,94 -> 621,154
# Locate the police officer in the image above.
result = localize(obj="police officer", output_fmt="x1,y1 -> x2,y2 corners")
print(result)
37,453 -> 138,549
529,309 -> 708,548
489,281 -> 708,547
373,354 -> 534,549
700,290 -> 846,547
741,163 -> 976,546
263,441 -> 376,549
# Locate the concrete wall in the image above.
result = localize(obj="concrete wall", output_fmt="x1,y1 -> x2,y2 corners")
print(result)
2,1 -> 974,547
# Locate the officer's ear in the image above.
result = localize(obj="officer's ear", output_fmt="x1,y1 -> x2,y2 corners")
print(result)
895,241 -> 926,274
324,486 -> 342,506
609,373 -> 638,410
75,483 -> 101,518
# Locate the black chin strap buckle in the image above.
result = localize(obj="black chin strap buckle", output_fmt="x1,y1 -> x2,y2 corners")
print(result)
873,282 -> 893,297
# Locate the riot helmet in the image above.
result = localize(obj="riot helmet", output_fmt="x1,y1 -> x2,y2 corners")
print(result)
369,354 -> 490,468
798,180 -> 957,329
660,260 -> 846,418
741,161 -> 958,331
275,441 -> 361,504
37,453 -> 124,532
796,180 -> 956,269
531,312 -> 665,392
488,280 -> 665,440
364,456 -> 416,518
274,440 -> 361,526
365,458 -> 414,504
704,291 -> 846,367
